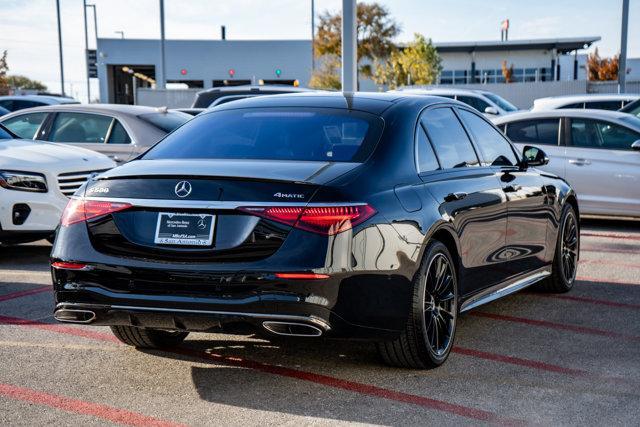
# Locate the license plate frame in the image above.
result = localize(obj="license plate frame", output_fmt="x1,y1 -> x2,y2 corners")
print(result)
154,212 -> 215,246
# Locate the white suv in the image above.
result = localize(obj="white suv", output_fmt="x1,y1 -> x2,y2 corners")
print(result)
0,125 -> 115,244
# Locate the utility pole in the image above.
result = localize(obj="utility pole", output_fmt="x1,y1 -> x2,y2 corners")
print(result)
158,0 -> 167,89
311,0 -> 315,72
56,0 -> 65,96
83,0 -> 90,102
619,0 -> 629,93
341,0 -> 357,92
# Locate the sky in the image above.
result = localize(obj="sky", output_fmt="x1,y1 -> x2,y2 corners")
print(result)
1,0 -> 638,102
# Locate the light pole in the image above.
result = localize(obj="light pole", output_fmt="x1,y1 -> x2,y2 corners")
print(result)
619,0 -> 629,93
55,0 -> 65,96
83,0 -> 90,102
311,0 -> 315,72
341,0 -> 357,92
158,0 -> 167,89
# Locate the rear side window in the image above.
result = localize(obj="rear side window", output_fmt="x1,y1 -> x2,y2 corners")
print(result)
2,112 -> 48,139
416,124 -> 439,172
584,101 -> 622,111
421,108 -> 479,169
456,96 -> 491,113
506,119 -> 559,145
107,121 -> 131,144
138,112 -> 191,133
459,110 -> 518,166
560,102 -> 584,109
49,112 -> 112,143
143,108 -> 383,163
571,119 -> 640,150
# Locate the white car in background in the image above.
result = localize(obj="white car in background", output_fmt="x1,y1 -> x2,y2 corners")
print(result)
531,93 -> 639,111
0,124 -> 115,245
494,109 -> 640,218
392,88 -> 521,116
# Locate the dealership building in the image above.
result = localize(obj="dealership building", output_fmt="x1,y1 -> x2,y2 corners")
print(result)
96,35 -> 616,104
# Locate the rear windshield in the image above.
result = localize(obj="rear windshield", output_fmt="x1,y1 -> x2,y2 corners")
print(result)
138,112 -> 190,133
143,108 -> 383,162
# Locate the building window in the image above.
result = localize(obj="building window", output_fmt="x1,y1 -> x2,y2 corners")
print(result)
440,70 -> 453,85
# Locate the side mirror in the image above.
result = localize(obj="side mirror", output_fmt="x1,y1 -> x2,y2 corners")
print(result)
523,145 -> 549,167
632,140 -> 640,151
484,106 -> 499,115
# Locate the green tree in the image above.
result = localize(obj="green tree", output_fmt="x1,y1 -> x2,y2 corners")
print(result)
0,50 -> 9,95
373,33 -> 442,89
311,2 -> 401,89
6,75 -> 47,91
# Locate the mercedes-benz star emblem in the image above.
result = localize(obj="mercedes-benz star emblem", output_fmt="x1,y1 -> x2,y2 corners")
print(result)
174,181 -> 192,198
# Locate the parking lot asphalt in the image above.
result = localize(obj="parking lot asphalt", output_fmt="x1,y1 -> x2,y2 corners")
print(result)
0,218 -> 639,426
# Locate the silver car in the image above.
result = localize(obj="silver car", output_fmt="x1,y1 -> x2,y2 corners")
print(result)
0,104 -> 190,163
494,110 -> 640,218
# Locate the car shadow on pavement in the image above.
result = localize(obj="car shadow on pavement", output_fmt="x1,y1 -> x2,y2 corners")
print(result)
0,242 -> 51,271
140,339 -> 422,424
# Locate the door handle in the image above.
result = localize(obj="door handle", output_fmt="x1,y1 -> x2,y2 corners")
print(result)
503,185 -> 522,193
445,192 -> 467,202
108,155 -> 122,163
568,158 -> 591,166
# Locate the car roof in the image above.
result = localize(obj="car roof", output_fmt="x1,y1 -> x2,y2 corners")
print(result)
205,91 -> 450,116
493,108 -> 640,127
196,85 -> 316,95
0,103 -> 175,118
392,87 -> 493,97
0,95 -> 78,104
533,93 -> 640,108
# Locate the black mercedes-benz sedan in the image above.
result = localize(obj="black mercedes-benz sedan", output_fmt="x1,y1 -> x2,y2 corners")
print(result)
51,92 -> 579,369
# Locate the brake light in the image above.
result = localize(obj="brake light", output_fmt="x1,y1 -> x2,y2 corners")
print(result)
60,199 -> 132,226
238,204 -> 376,235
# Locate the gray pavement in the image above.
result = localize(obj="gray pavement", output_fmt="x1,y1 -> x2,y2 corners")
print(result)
0,219 -> 639,426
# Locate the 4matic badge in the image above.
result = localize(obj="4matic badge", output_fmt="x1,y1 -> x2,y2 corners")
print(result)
273,192 -> 305,199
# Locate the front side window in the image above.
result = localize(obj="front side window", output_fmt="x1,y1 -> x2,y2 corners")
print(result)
1,112 -> 48,139
571,119 -> 640,150
459,110 -> 518,166
484,93 -> 518,112
421,108 -> 479,169
49,112 -> 113,143
13,100 -> 45,110
456,96 -> 491,113
505,119 -> 559,146
143,108 -> 383,162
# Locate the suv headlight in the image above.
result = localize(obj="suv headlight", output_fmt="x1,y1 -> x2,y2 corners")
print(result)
0,170 -> 48,193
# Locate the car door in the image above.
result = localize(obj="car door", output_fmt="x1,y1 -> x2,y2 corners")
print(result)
1,112 -> 49,139
417,106 -> 510,295
459,108 -> 549,275
565,117 -> 640,216
46,112 -> 134,163
504,118 -> 565,179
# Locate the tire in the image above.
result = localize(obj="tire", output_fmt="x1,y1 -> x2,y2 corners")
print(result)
110,325 -> 189,349
376,240 -> 458,369
539,203 -> 579,293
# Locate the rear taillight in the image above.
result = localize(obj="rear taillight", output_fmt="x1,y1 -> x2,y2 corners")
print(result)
51,261 -> 91,270
60,199 -> 132,226
238,204 -> 376,235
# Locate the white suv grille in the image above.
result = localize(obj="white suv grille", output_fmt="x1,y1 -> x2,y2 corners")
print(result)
57,169 -> 110,197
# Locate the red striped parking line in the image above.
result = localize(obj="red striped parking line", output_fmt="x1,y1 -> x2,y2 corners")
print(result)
0,383 -> 186,427
581,232 -> 640,242
470,311 -> 640,342
0,286 -> 50,303
0,315 -> 119,343
533,293 -> 640,310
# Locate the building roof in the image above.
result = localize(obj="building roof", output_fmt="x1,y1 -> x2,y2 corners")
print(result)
433,36 -> 601,54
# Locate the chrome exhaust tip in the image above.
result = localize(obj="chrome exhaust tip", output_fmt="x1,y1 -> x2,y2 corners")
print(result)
262,321 -> 323,337
54,309 -> 96,324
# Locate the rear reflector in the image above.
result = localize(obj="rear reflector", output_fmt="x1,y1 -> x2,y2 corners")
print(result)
275,273 -> 330,280
61,199 -> 132,226
51,261 -> 90,270
238,204 -> 376,235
